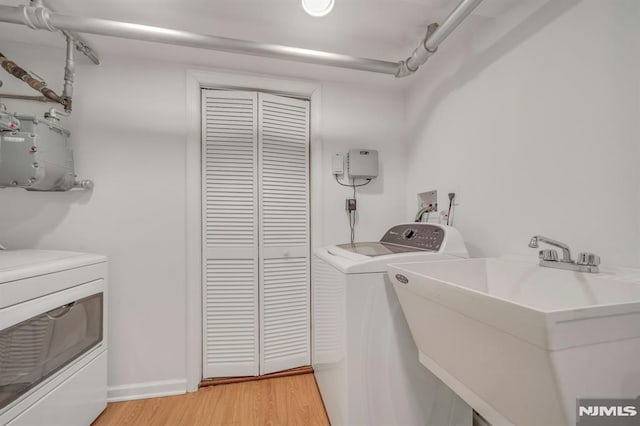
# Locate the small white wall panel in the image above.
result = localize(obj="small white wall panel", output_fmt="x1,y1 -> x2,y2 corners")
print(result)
202,90 -> 259,378
258,93 -> 310,374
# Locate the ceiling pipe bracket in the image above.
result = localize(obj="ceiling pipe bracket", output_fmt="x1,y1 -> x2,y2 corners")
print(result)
20,4 -> 55,31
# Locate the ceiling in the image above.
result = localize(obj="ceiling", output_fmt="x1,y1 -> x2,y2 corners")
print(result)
0,0 -> 520,81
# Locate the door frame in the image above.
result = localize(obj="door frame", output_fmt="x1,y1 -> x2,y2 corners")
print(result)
185,69 -> 323,392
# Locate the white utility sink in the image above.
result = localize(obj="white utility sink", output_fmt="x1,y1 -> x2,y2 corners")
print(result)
388,257 -> 640,426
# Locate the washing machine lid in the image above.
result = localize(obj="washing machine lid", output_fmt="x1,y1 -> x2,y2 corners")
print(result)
315,223 -> 469,274
334,242 -> 427,257
334,223 -> 445,257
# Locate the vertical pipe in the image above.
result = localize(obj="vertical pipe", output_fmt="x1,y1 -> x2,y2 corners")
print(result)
63,35 -> 74,104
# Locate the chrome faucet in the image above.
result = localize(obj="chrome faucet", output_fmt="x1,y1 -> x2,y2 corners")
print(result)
414,206 -> 433,222
528,235 -> 572,263
528,235 -> 600,273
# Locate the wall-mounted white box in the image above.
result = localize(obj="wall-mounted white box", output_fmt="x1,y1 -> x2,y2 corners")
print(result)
347,149 -> 378,179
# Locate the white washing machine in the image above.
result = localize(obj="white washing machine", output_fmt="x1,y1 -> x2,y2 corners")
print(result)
312,223 -> 472,426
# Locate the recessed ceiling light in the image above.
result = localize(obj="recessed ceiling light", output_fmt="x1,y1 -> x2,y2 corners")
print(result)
301,0 -> 335,17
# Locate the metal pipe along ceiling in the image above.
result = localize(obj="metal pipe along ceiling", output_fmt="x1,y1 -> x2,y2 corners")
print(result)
0,0 -> 483,78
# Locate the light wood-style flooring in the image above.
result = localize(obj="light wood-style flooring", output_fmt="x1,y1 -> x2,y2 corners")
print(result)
92,373 -> 329,426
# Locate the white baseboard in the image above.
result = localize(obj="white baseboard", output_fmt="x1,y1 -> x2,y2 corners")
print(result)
107,378 -> 188,402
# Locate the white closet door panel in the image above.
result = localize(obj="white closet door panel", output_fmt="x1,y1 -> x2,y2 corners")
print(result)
258,93 -> 310,375
202,89 -> 259,378
261,257 -> 310,374
203,91 -> 257,249
204,259 -> 258,377
259,94 -> 310,249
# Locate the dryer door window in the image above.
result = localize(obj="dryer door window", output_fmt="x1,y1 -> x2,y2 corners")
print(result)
0,293 -> 103,410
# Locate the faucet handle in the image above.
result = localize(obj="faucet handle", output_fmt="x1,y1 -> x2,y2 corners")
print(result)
577,252 -> 600,267
539,249 -> 559,262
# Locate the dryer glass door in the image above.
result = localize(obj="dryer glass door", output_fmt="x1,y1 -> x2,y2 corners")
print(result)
0,293 -> 103,410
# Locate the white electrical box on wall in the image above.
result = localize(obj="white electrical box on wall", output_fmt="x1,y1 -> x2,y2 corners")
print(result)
332,153 -> 344,174
347,149 -> 378,178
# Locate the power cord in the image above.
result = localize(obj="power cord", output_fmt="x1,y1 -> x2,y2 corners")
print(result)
349,209 -> 356,244
335,174 -> 372,244
334,174 -> 372,188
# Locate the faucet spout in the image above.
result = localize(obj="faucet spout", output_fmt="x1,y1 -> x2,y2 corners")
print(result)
528,235 -> 572,263
415,206 -> 431,222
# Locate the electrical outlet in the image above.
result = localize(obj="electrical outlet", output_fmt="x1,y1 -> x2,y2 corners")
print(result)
346,198 -> 357,211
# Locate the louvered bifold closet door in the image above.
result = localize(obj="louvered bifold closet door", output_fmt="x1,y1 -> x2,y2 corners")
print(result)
202,90 -> 259,378
258,93 -> 310,375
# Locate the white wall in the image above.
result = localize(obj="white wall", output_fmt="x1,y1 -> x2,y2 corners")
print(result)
0,42 -> 406,397
319,82 -> 407,245
404,0 -> 640,267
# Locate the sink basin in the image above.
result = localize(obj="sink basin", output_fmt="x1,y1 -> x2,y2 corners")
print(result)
388,257 -> 640,426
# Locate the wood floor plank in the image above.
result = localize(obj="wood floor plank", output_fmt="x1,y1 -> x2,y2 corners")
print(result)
92,373 -> 329,426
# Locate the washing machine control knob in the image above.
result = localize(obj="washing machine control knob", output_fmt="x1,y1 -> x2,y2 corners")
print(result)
402,229 -> 416,239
